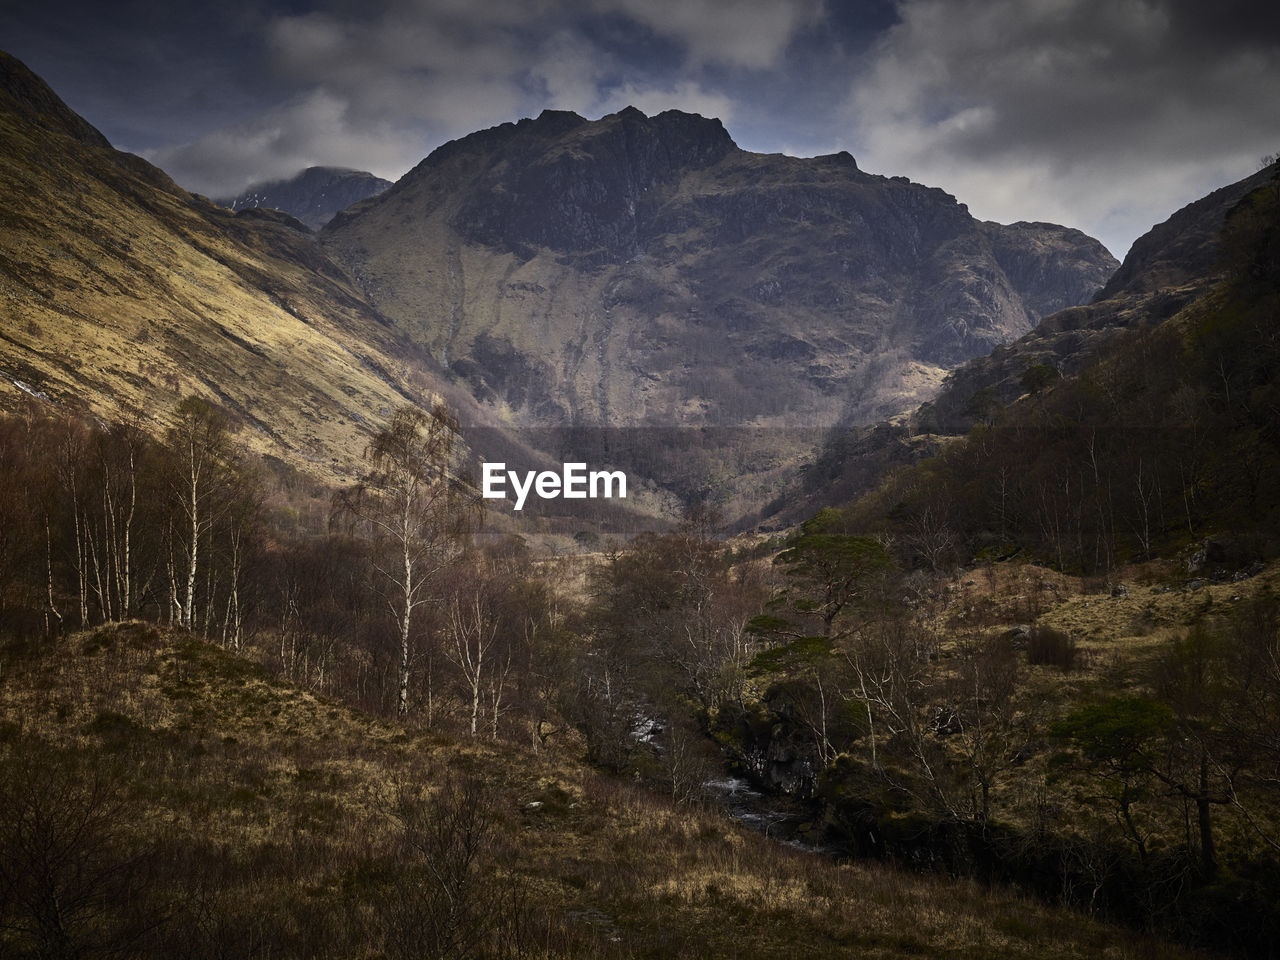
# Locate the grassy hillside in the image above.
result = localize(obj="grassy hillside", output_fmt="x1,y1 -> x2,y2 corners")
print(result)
0,51 -> 468,481
0,622 -> 1206,959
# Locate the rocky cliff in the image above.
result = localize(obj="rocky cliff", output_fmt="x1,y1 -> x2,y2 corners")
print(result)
323,107 -> 1115,432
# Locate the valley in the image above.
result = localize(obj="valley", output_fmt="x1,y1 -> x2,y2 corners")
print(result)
2,44 -> 1279,960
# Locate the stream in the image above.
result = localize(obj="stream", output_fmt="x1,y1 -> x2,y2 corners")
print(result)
702,775 -> 833,853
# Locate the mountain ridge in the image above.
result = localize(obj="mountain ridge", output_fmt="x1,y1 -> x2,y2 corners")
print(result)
768,158 -> 1280,528
0,51 -> 461,479
0,49 -> 110,149
919,158 -> 1280,434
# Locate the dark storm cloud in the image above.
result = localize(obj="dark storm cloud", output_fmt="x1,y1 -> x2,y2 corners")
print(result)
846,0 -> 1280,256
0,0 -> 285,149
2,0 -> 1276,254
139,0 -> 829,197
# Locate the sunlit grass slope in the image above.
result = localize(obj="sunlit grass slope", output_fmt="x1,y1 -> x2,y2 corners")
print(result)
0,55 -> 443,478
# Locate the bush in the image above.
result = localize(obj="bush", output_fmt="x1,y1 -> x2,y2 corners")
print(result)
1027,626 -> 1080,673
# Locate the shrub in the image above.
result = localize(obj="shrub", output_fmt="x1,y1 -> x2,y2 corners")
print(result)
1027,626 -> 1080,673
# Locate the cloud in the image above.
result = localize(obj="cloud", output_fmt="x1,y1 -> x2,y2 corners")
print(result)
596,81 -> 737,123
599,0 -> 825,68
148,3 -> 549,196
846,0 -> 1280,256
146,0 -> 771,197
146,89 -> 429,198
530,30 -> 614,112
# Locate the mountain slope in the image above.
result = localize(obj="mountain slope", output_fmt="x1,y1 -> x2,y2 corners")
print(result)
218,166 -> 393,230
918,159 -> 1280,434
0,621 -> 1209,959
0,51 -> 466,477
766,160 -> 1280,527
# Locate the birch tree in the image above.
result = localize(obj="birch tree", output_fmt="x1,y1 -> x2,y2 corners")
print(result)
334,403 -> 480,717
163,397 -> 240,631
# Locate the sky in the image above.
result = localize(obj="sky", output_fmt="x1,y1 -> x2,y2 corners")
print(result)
3,0 -> 1278,259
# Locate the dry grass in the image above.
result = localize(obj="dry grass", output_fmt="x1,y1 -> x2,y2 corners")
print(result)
900,559 -> 1280,874
0,622 -> 1210,959
0,110 -> 439,482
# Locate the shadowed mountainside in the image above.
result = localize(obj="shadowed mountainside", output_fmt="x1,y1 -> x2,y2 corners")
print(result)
918,159 -> 1280,434
766,160 -> 1280,527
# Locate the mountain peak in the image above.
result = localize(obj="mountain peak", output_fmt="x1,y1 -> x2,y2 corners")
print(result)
322,107 -> 1117,500
534,107 -> 585,124
0,50 -> 110,149
397,105 -> 740,259
219,166 -> 392,230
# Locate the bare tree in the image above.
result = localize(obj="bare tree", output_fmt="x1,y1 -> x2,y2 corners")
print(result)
162,397 -> 242,631
380,773 -> 528,960
334,403 -> 480,717
445,591 -> 502,738
0,750 -> 164,958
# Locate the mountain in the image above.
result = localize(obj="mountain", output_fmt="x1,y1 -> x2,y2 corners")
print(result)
219,166 -> 392,231
917,159 -> 1280,434
0,52 -> 1115,523
771,159 -> 1280,530
0,49 -> 110,148
321,107 -> 1116,511
0,51 -> 460,477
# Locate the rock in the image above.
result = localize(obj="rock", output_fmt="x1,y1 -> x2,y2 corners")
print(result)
1111,583 -> 1129,597
1233,560 -> 1267,581
1187,538 -> 1244,575
1004,624 -> 1032,649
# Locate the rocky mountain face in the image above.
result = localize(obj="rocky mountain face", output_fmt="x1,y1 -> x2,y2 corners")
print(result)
321,106 -> 1115,511
918,159 -> 1280,434
0,51 -> 471,477
219,166 -> 392,231
324,108 -> 1116,436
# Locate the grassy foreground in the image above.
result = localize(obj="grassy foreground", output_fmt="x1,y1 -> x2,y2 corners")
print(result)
0,622 -> 1207,959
